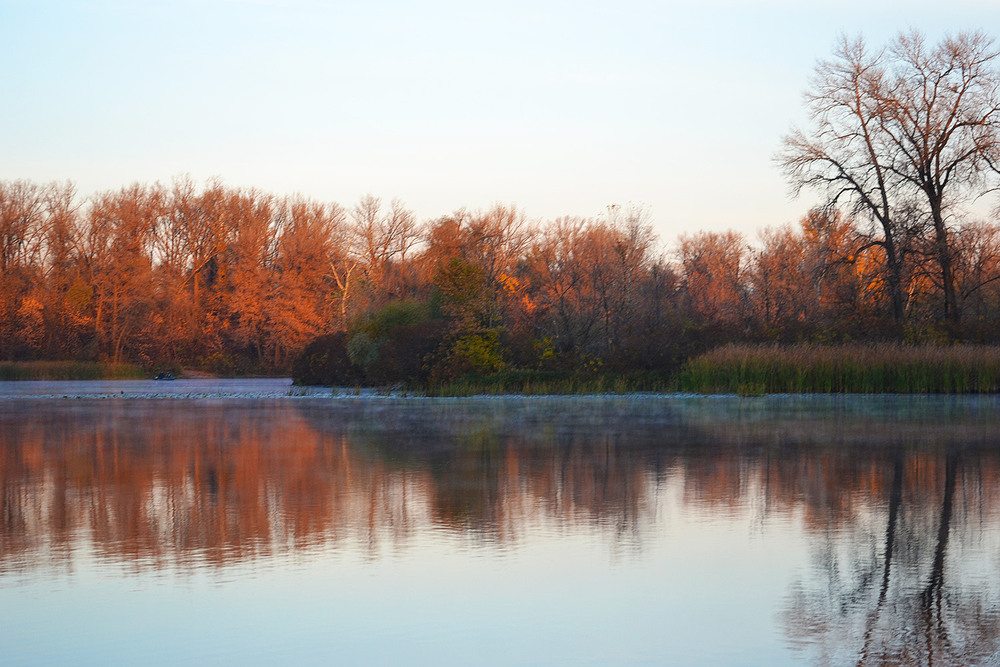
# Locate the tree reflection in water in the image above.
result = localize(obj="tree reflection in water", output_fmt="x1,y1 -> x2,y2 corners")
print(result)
2,395 -> 1000,663
780,442 -> 1000,665
0,398 -> 685,570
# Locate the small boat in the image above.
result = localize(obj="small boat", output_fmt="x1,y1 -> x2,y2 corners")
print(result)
153,372 -> 176,381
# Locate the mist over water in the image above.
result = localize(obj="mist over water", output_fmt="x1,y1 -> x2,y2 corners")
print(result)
2,386 -> 999,665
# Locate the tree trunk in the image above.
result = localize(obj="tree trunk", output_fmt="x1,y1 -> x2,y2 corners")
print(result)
878,218 -> 906,331
931,206 -> 959,328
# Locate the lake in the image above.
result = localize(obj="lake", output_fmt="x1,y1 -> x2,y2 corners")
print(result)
2,380 -> 999,665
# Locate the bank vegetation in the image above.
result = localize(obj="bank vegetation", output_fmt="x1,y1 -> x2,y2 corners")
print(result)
2,30 -> 1000,392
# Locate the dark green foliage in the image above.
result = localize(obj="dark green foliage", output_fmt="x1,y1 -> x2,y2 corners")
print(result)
353,299 -> 444,385
434,257 -> 490,329
366,299 -> 432,337
291,332 -> 363,386
294,300 -> 445,386
428,329 -> 506,383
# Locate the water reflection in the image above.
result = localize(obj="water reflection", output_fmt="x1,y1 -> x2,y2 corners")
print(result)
1,398 -> 682,571
780,443 -> 1000,664
2,395 -> 1000,664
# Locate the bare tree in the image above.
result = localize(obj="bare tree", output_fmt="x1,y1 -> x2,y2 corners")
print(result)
351,195 -> 420,296
953,220 -> 1000,328
781,31 -> 1000,331
750,225 -> 812,336
588,205 -> 656,355
780,36 -> 911,326
524,217 -> 601,354
880,31 -> 1000,325
677,230 -> 749,329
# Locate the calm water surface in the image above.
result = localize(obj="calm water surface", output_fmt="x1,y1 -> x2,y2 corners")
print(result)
2,381 -> 999,665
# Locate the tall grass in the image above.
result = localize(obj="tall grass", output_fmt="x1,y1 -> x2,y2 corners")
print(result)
680,343 -> 1000,394
0,361 -> 146,381
424,369 -> 671,397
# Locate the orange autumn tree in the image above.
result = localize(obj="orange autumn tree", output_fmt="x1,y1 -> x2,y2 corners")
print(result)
3,172 -> 1000,379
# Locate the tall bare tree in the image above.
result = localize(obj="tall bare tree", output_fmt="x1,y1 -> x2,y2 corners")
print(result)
780,36 -> 910,326
880,31 -> 1000,325
781,31 -> 1000,331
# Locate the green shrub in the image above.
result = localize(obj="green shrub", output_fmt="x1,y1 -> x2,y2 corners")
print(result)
294,299 -> 445,386
291,332 -> 364,386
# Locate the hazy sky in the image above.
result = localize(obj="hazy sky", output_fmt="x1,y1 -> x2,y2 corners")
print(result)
3,0 -> 1000,240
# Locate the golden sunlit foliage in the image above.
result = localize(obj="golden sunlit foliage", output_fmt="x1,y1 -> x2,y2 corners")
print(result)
3,174 -> 1000,382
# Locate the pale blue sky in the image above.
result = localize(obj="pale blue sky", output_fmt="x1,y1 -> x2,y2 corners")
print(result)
3,0 -> 1000,239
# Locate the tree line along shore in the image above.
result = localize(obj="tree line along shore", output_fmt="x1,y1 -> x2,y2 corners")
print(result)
2,31 -> 1000,394
5,344 -> 1000,396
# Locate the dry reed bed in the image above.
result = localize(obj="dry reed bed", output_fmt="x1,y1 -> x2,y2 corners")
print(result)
680,344 -> 1000,394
